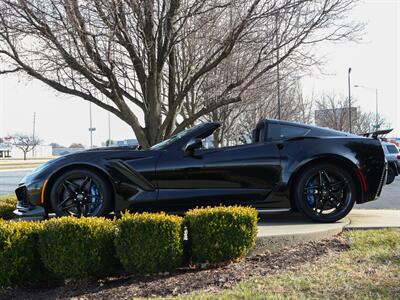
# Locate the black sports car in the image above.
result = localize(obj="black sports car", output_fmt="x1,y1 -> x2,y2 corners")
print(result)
14,119 -> 387,223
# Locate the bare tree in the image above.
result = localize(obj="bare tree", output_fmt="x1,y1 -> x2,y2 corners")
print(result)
207,74 -> 314,146
12,133 -> 41,160
315,93 -> 387,133
69,142 -> 85,148
0,0 -> 362,147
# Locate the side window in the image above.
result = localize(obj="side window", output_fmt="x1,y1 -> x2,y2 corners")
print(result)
253,123 -> 266,143
266,124 -> 310,141
202,136 -> 214,149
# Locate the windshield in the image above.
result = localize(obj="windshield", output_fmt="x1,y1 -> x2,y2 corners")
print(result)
150,124 -> 203,150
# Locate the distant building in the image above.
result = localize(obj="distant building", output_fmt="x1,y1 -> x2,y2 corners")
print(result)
0,142 -> 52,159
383,138 -> 400,147
0,144 -> 11,158
315,107 -> 358,128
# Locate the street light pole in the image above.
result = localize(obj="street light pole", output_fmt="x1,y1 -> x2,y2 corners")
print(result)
276,13 -> 281,120
32,112 -> 36,158
375,88 -> 378,128
348,67 -> 352,133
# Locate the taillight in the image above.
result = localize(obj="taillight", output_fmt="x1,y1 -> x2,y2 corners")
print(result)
357,168 -> 368,192
397,154 -> 400,160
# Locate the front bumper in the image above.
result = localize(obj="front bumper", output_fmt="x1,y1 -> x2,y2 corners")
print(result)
13,185 -> 46,218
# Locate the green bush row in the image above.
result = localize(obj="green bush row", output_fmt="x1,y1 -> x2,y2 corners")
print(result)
185,206 -> 258,263
0,206 -> 258,287
0,196 -> 17,220
0,221 -> 44,287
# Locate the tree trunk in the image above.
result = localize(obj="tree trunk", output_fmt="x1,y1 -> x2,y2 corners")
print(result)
165,49 -> 177,138
145,72 -> 162,145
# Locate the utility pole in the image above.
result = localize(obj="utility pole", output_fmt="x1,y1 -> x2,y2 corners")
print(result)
348,68 -> 352,133
108,111 -> 111,147
106,97 -> 111,147
276,13 -> 281,120
89,103 -> 96,149
32,112 -> 36,158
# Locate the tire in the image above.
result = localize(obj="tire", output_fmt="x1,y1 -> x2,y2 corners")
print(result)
386,167 -> 395,185
50,169 -> 113,217
294,163 -> 356,223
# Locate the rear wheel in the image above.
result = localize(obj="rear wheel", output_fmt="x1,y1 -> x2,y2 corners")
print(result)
294,163 -> 356,223
50,169 -> 112,217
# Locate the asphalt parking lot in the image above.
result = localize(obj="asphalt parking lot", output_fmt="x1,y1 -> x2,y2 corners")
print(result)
356,177 -> 400,209
0,169 -> 29,195
0,169 -> 399,209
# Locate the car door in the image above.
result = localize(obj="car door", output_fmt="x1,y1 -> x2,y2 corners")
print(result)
154,147 -> 206,209
155,141 -> 282,209
196,142 -> 282,204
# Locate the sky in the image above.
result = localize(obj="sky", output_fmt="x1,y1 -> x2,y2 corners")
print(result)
302,0 -> 399,133
0,0 -> 399,147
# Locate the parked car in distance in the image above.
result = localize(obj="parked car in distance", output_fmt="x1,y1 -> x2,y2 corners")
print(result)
14,119 -> 386,223
381,141 -> 400,184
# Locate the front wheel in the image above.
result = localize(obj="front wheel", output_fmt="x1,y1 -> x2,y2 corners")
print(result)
294,163 -> 356,223
49,169 -> 113,217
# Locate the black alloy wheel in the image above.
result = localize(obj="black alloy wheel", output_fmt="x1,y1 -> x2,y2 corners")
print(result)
295,163 -> 356,223
50,169 -> 112,217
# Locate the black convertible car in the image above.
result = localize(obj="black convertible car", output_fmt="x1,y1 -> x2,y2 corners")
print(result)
14,119 -> 387,223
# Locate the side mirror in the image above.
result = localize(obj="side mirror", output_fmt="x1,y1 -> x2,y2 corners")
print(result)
184,138 -> 203,155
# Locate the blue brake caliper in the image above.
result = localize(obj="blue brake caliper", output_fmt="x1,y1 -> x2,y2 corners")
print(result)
306,181 -> 316,206
90,184 -> 100,212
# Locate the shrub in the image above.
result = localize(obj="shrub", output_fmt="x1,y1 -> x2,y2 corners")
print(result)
0,220 -> 44,287
115,212 -> 183,274
0,196 -> 17,220
39,217 -> 118,278
185,206 -> 258,264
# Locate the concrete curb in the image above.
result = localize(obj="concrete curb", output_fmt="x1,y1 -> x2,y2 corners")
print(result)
346,209 -> 400,230
249,215 -> 349,255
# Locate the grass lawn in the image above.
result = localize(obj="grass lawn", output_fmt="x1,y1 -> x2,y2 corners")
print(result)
166,229 -> 400,300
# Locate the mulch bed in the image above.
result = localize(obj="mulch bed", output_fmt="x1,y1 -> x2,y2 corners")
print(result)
0,236 -> 350,300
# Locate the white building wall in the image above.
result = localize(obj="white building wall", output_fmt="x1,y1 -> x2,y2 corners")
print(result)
10,145 -> 52,159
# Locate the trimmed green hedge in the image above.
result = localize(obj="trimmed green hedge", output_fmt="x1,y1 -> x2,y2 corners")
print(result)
39,217 -> 118,278
0,221 -> 44,287
0,196 -> 16,220
115,212 -> 183,274
0,205 -> 258,286
185,206 -> 258,264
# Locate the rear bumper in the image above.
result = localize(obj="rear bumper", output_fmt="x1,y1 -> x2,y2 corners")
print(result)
375,162 -> 387,198
357,160 -> 387,204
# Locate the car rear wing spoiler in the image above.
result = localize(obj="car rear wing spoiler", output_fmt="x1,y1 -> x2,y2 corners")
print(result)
359,128 -> 393,139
